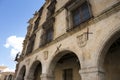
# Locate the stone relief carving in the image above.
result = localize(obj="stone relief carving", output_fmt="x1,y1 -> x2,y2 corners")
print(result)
43,51 -> 49,60
35,55 -> 38,60
77,28 -> 93,48
77,33 -> 88,48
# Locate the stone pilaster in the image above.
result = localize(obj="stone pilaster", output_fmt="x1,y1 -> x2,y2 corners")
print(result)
41,73 -> 54,80
79,67 -> 105,80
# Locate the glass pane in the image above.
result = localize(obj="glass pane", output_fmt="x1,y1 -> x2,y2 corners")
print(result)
46,28 -> 53,42
72,8 -> 81,26
81,2 -> 90,22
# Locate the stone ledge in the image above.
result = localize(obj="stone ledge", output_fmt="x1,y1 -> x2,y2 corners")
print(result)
80,67 -> 105,74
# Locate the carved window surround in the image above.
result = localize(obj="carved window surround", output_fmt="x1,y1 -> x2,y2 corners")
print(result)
39,17 -> 55,47
26,34 -> 36,55
33,7 -> 44,32
46,0 -> 57,19
36,0 -> 57,48
42,17 -> 55,29
65,0 -> 92,31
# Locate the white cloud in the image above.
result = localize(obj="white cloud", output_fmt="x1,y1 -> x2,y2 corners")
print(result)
2,68 -> 15,72
4,36 -> 24,59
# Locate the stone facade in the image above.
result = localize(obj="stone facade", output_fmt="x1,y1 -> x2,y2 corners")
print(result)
0,72 -> 14,80
0,66 -> 14,80
15,0 -> 120,80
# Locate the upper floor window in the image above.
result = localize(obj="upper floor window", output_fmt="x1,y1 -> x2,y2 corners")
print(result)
66,1 -> 92,30
72,2 -> 91,27
40,17 -> 55,47
45,27 -> 54,42
40,26 -> 54,47
47,0 -> 57,19
26,34 -> 36,54
33,7 -> 43,32
33,16 -> 40,32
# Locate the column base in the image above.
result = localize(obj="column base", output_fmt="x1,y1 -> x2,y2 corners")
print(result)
41,73 -> 54,80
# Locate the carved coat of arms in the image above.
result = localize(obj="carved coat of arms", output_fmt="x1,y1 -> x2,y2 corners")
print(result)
43,51 -> 48,60
77,33 -> 88,48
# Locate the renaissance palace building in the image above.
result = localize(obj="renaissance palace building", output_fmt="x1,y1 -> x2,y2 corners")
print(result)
15,0 -> 120,80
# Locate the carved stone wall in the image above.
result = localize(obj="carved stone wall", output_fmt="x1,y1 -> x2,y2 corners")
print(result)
15,0 -> 120,80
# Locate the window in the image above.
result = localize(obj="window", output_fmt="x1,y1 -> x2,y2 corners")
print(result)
33,16 -> 40,31
33,7 -> 43,32
46,27 -> 54,42
40,26 -> 54,46
71,2 -> 91,28
63,69 -> 73,80
26,35 -> 36,54
47,0 -> 56,19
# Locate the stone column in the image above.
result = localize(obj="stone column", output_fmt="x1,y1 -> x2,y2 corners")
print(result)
41,73 -> 54,80
79,67 -> 105,80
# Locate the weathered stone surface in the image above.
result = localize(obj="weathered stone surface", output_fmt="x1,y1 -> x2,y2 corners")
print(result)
15,0 -> 120,80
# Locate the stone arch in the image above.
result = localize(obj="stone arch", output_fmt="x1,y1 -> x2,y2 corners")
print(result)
8,74 -> 13,80
16,65 -> 26,80
97,26 -> 120,68
96,26 -> 120,79
4,75 -> 7,80
27,60 -> 42,80
47,50 -> 81,80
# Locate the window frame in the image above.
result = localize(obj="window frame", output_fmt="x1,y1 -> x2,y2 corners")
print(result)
40,26 -> 54,47
40,17 -> 55,47
66,0 -> 92,31
26,34 -> 36,54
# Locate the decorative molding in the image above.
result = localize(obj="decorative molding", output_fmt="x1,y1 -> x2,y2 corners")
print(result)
42,17 -> 55,29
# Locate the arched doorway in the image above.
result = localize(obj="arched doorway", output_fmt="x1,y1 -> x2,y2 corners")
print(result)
4,75 -> 7,80
28,61 -> 42,80
17,65 -> 26,80
48,51 -> 81,80
8,74 -> 13,80
103,37 -> 120,80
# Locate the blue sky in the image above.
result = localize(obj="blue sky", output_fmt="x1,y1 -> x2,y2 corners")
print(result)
0,0 -> 45,72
